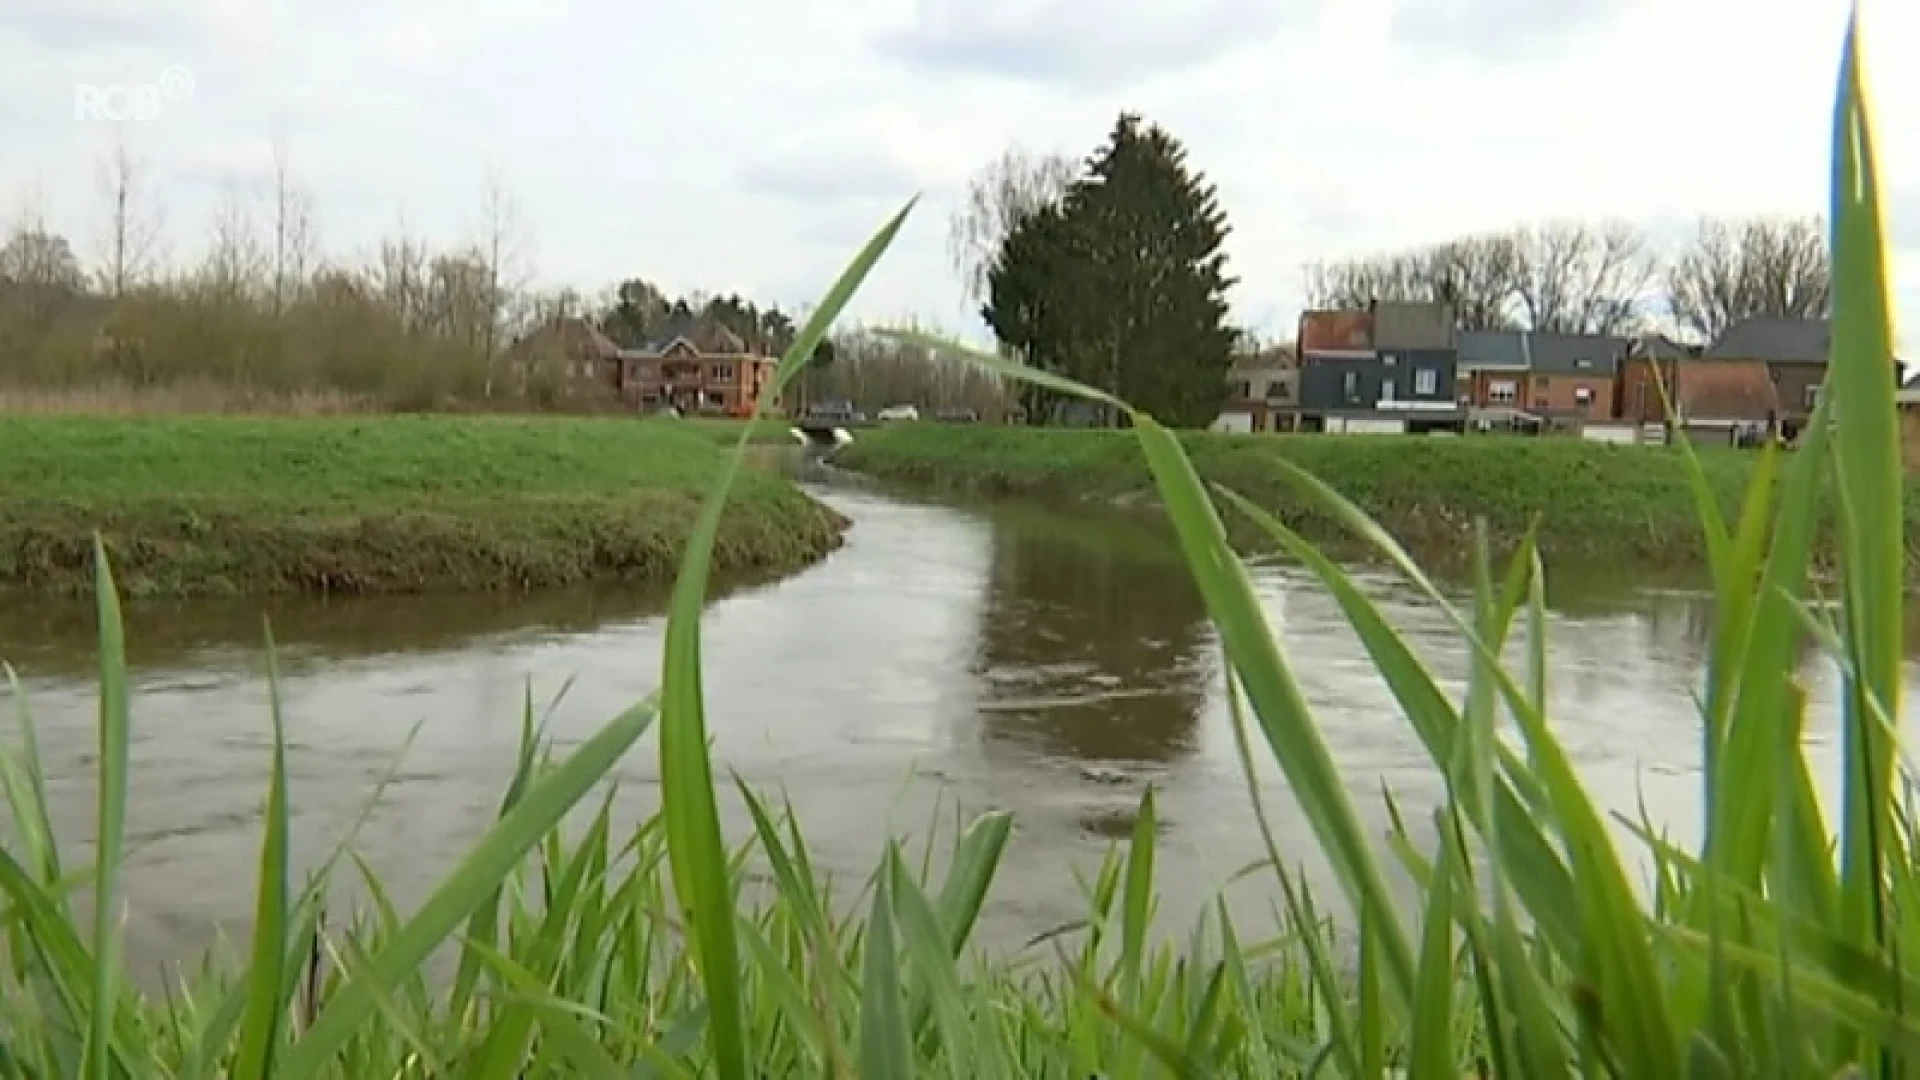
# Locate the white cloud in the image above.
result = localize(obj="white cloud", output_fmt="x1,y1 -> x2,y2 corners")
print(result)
1,0 -> 1914,351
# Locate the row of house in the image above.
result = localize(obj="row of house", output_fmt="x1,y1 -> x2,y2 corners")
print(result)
506,310 -> 780,416
1216,304 -> 1846,445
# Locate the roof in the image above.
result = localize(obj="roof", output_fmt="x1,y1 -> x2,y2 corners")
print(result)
1456,330 -> 1528,370
1372,301 -> 1455,350
515,315 -> 619,359
1524,331 -> 1630,376
1229,345 -> 1296,376
1628,333 -> 1696,360
628,316 -> 752,358
1703,316 -> 1830,364
1457,329 -> 1627,375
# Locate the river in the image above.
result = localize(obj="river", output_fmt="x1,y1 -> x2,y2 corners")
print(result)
0,478 -> 1891,981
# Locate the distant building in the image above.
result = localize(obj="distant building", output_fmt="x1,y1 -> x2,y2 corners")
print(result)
504,309 -> 780,417
1459,329 -> 1630,431
1702,316 -> 1830,436
1294,303 -> 1464,434
618,311 -> 779,417
1213,345 -> 1297,433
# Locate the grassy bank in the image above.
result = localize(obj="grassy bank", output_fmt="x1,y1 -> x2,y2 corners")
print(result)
0,414 -> 845,596
836,423 -> 1920,570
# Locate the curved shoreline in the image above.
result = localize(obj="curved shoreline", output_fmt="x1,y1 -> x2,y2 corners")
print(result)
831,424 -> 1920,574
0,415 -> 847,597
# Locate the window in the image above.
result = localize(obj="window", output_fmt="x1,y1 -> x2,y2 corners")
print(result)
1229,379 -> 1252,400
1342,371 -> 1359,400
711,363 -> 735,380
1574,386 -> 1594,405
1381,353 -> 1399,366
1535,376 -> 1551,389
1414,367 -> 1438,395
1489,379 -> 1517,404
1805,383 -> 1822,408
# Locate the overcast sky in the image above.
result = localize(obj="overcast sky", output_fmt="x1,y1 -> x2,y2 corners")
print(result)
3,0 -> 1916,351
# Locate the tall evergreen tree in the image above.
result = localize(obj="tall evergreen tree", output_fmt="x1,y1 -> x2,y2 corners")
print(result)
981,113 -> 1237,427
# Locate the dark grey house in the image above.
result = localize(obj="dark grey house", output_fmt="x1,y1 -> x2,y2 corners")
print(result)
1298,348 -> 1458,412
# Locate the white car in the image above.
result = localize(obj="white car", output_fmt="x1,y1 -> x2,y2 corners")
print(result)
876,404 -> 919,422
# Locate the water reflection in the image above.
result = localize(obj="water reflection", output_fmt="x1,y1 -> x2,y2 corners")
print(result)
0,571 -> 780,684
970,506 -> 1213,767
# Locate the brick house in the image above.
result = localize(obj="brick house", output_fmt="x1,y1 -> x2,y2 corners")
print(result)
618,313 -> 779,417
1702,316 -> 1830,436
505,310 -> 780,417
1620,333 -> 1778,436
1459,329 -> 1630,428
503,315 -> 624,396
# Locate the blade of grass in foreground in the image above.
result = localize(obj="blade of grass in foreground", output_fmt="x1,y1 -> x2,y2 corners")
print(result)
85,536 -> 131,1080
229,622 -> 293,1079
657,196 -> 916,1080
1826,8 -> 1904,968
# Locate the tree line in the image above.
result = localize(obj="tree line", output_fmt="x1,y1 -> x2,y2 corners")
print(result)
0,137 -> 1009,415
1302,215 -> 1831,340
949,123 -> 1835,425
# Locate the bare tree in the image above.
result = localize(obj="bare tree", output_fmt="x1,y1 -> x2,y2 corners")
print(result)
1426,233 -> 1524,330
1665,215 -> 1830,341
1507,219 -> 1656,335
1301,252 -> 1430,310
268,134 -> 317,314
475,166 -> 531,395
200,180 -> 267,303
948,144 -> 1077,307
1303,232 -> 1524,330
367,214 -> 432,333
94,133 -> 165,297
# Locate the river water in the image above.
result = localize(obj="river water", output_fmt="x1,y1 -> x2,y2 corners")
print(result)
0,479 -> 1895,980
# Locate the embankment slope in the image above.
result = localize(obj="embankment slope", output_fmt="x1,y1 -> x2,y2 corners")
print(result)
835,424 -> 1920,570
0,414 -> 843,596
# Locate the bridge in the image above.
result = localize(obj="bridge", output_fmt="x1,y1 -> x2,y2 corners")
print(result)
791,417 -> 876,446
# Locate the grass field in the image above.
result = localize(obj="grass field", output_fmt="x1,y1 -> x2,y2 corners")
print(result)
835,423 -> 1915,572
0,413 -> 844,596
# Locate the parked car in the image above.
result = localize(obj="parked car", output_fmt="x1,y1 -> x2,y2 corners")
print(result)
804,399 -> 856,424
876,404 -> 919,422
935,407 -> 979,423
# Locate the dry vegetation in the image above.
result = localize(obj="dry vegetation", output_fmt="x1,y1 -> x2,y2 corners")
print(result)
0,135 -> 1015,418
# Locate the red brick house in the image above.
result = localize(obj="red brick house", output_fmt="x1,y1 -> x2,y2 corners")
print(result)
506,312 -> 779,417
1620,333 -> 1779,436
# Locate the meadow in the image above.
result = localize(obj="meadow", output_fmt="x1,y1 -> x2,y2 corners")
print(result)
0,14 -> 1908,1078
0,413 -> 841,596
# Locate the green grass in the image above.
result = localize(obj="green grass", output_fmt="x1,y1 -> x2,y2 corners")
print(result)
0,414 -> 845,596
837,423 -> 1919,574
0,12 -> 1911,1077
661,414 -> 808,448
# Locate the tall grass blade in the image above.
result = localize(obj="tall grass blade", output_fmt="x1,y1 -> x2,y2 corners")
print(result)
1826,8 -> 1904,970
858,849 -> 913,1080
657,197 -> 914,1080
84,537 -> 130,1080
230,622 -> 293,1080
